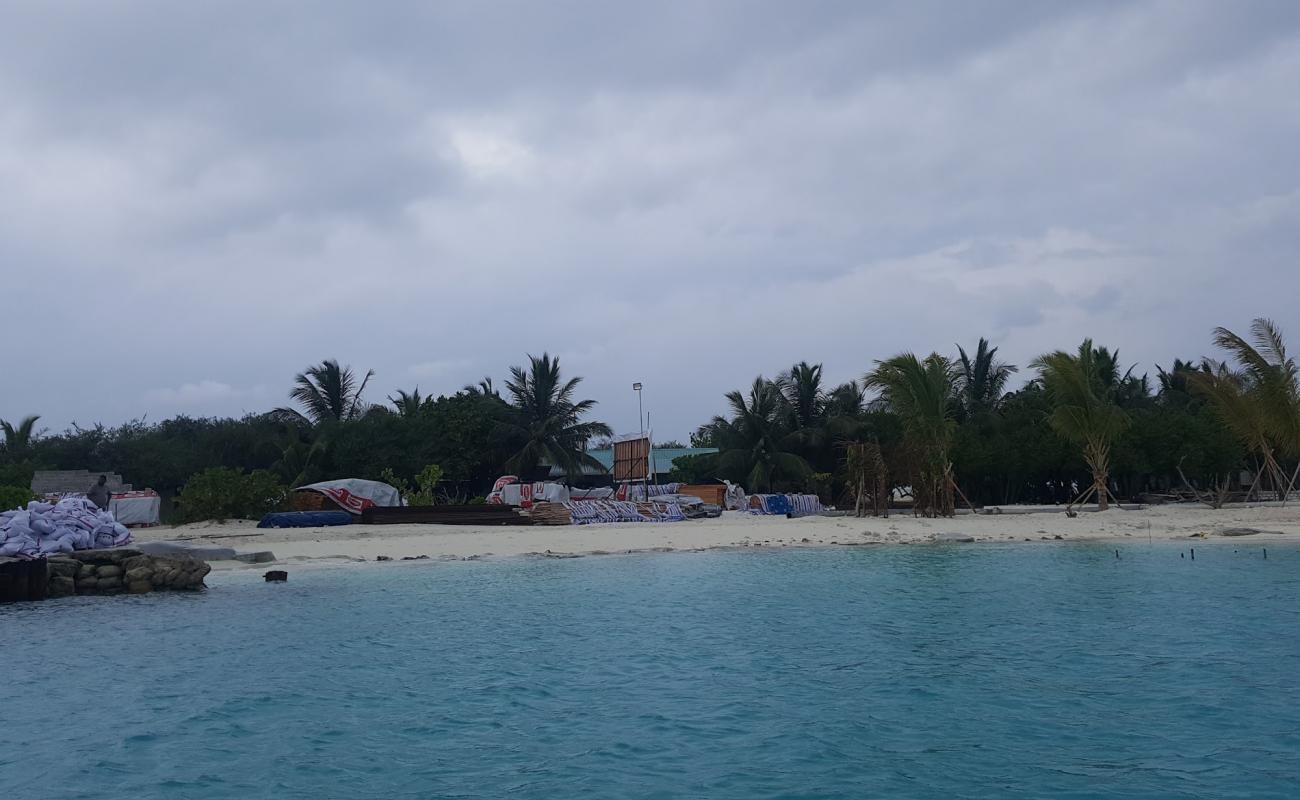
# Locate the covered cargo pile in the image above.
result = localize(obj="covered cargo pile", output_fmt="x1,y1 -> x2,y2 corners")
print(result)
294,479 -> 402,514
748,494 -> 823,516
1,497 -> 132,558
546,500 -> 687,525
108,490 -> 162,526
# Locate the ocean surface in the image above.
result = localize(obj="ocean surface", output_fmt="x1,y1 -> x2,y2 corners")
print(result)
3,542 -> 1299,799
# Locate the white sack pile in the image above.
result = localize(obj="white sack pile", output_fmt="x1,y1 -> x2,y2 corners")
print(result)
0,497 -> 132,558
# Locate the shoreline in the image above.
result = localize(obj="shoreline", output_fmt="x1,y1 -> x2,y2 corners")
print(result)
133,503 -> 1300,574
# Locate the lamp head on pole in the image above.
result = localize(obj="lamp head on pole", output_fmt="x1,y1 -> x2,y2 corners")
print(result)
632,382 -> 642,391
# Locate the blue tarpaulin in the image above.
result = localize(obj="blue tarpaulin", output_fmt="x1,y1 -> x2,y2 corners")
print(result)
257,511 -> 354,529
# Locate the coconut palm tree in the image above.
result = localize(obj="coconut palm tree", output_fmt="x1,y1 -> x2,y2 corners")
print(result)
1188,319 -> 1300,499
955,338 -> 1018,419
826,380 -> 867,417
0,414 -> 40,459
778,362 -> 826,429
501,353 -> 612,479
865,353 -> 959,516
388,388 -> 432,418
1031,339 -> 1130,510
463,377 -> 498,397
1156,358 -> 1207,407
273,359 -> 375,426
712,377 -> 811,492
266,425 -> 331,488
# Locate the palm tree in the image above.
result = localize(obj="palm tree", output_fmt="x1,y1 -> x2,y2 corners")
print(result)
1188,319 -> 1300,499
463,377 -> 498,397
0,414 -> 40,458
501,353 -> 612,479
712,377 -> 811,492
1031,340 -> 1130,510
865,353 -> 959,516
778,362 -> 826,429
273,359 -> 375,426
955,338 -> 1018,419
1156,358 -> 1207,407
388,388 -> 432,418
266,426 -> 330,488
826,380 -> 867,416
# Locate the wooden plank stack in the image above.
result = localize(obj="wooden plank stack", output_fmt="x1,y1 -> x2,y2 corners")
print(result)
678,484 -> 726,506
528,502 -> 574,525
360,505 -> 532,526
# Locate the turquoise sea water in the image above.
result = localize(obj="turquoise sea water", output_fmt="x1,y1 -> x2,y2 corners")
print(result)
3,542 -> 1299,799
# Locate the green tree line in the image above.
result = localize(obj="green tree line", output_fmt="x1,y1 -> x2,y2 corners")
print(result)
0,353 -> 609,517
678,320 -> 1299,516
3,321 -> 1297,521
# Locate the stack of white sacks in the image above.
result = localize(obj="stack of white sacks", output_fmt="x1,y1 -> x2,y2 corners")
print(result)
0,497 -> 132,558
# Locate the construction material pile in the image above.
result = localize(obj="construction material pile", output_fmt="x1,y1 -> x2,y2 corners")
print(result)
748,494 -> 824,516
562,500 -> 686,525
529,503 -> 574,525
360,505 -> 532,526
1,497 -> 132,559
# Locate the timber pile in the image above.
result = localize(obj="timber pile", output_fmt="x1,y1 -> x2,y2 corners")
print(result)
529,502 -> 573,525
360,505 -> 532,526
291,492 -> 331,512
679,484 -> 726,506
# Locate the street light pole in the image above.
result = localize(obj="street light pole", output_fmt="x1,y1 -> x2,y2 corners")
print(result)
633,382 -> 644,434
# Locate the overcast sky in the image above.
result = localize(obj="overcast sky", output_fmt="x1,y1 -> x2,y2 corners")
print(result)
4,1 -> 1300,440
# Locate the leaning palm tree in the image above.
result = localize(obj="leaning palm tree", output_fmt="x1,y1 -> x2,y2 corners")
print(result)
1031,340 -> 1130,510
501,353 -> 612,479
713,377 -> 812,492
273,359 -> 374,426
388,388 -> 432,418
1188,319 -> 1300,500
0,414 -> 41,458
955,338 -> 1017,419
265,425 -> 331,488
865,353 -> 959,517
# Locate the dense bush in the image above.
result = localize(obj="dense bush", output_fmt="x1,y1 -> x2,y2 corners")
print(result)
176,468 -> 288,523
0,461 -> 34,489
0,485 -> 35,512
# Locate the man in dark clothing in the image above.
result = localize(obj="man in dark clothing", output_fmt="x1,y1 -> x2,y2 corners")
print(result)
87,475 -> 112,510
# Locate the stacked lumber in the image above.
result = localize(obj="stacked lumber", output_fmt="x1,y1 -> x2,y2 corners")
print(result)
360,505 -> 532,525
528,502 -> 573,525
678,484 -> 726,506
291,491 -> 331,512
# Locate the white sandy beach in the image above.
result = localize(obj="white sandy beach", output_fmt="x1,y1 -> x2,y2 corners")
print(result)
136,504 -> 1300,569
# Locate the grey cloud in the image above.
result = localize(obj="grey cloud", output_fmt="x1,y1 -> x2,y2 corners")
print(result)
2,1 -> 1300,438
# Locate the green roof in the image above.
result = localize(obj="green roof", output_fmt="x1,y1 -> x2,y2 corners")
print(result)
586,447 -> 719,475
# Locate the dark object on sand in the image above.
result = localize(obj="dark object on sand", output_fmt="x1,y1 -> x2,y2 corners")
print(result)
258,511 -> 353,529
361,505 -> 531,526
1220,527 -> 1285,537
264,570 -> 288,582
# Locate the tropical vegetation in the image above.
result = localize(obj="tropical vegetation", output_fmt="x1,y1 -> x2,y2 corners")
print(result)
0,321 -> 1293,520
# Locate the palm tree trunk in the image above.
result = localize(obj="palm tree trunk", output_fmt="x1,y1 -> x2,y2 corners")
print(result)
1085,441 -> 1110,511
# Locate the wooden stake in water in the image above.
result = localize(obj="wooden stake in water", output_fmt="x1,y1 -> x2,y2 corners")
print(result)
1264,548 -> 1268,560
1191,548 -> 1195,561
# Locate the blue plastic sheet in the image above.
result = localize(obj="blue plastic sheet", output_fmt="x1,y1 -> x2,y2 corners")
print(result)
257,511 -> 354,529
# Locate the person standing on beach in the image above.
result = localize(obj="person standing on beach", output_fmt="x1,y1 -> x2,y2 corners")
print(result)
86,475 -> 112,510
